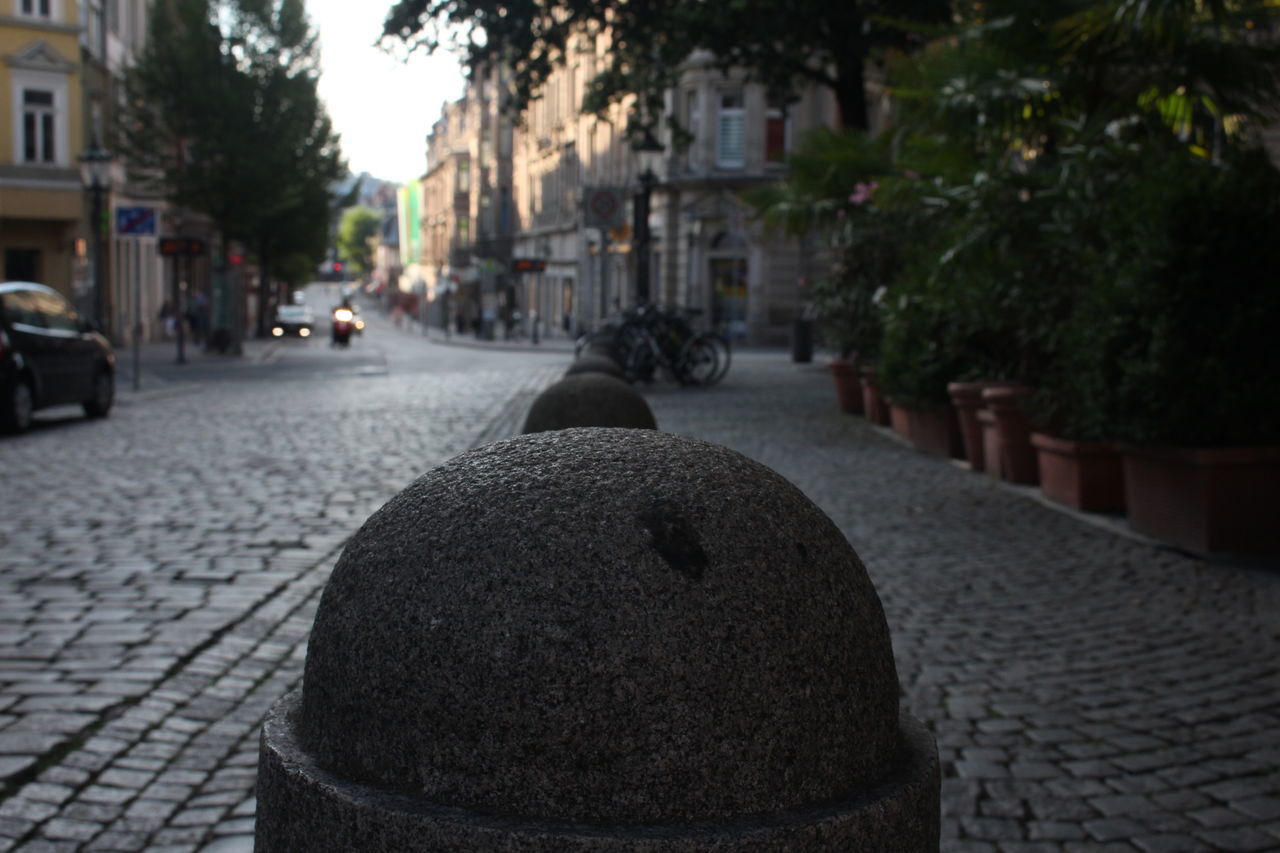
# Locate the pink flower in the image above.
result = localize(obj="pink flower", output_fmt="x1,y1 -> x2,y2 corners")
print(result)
849,181 -> 879,205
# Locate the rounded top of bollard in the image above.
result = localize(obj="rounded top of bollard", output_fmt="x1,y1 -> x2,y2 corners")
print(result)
521,373 -> 656,433
565,353 -> 626,380
300,428 -> 900,825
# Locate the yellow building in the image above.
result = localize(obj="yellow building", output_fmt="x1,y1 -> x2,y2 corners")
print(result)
0,0 -> 84,299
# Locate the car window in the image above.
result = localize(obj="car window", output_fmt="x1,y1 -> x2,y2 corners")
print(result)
1,290 -> 47,329
28,290 -> 79,333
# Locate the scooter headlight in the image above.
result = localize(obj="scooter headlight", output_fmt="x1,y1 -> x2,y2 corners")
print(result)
334,308 -> 354,322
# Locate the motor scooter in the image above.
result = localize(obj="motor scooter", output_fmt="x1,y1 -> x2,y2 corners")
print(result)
331,306 -> 355,347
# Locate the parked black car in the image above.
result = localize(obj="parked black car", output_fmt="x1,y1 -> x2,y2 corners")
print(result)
0,282 -> 115,434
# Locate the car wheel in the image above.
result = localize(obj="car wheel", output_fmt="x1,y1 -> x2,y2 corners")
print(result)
2,380 -> 35,434
84,370 -> 114,418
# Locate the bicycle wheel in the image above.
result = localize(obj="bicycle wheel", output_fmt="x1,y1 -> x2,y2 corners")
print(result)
690,334 -> 730,386
617,322 -> 658,383
677,337 -> 720,386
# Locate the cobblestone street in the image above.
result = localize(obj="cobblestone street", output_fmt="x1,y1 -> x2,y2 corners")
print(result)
0,316 -> 564,852
1,331 -> 1278,851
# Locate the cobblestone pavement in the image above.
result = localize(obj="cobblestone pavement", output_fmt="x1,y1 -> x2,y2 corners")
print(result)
644,355 -> 1280,853
0,321 -> 565,852
3,341 -> 1279,852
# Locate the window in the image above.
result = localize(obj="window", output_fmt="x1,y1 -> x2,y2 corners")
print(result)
716,92 -> 745,169
4,249 -> 40,283
30,290 -> 79,333
765,96 -> 791,163
13,68 -> 69,167
19,0 -> 53,18
86,0 -> 105,59
1,290 -> 44,328
23,89 -> 56,164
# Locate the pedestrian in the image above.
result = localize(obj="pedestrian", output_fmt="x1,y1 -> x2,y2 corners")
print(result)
191,291 -> 209,344
159,299 -> 176,339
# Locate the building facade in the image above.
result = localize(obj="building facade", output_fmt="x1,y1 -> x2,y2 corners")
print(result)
2,0 -> 190,344
515,43 -> 842,344
91,0 -> 203,346
1,0 -> 85,298
414,65 -> 517,338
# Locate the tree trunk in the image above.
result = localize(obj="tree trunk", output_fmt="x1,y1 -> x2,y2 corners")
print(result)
256,239 -> 271,338
222,232 -> 244,356
834,60 -> 870,132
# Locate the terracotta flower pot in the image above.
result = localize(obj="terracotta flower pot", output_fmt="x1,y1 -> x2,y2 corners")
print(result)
889,402 -> 912,440
1121,444 -> 1280,556
948,381 -> 1022,472
827,358 -> 864,415
1031,433 -> 1126,513
905,404 -> 965,459
978,409 -> 1001,479
981,385 -> 1038,485
859,366 -> 889,426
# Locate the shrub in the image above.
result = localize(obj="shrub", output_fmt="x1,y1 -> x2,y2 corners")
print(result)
1043,146 -> 1280,445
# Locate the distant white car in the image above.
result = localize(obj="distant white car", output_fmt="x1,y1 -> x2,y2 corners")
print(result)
272,306 -> 315,338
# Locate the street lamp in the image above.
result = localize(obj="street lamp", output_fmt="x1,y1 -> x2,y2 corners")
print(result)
632,127 -> 663,306
79,137 -> 114,331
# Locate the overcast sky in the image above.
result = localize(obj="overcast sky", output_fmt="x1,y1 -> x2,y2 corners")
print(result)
307,0 -> 465,183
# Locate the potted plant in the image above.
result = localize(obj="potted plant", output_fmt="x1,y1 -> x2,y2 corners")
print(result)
877,276 -> 971,459
743,131 -> 903,420
949,380 -> 1022,472
1050,147 -> 1280,554
981,385 -> 1039,485
860,364 -> 890,425
827,351 -> 863,415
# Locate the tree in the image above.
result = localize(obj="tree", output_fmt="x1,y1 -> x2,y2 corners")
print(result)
335,207 -> 383,277
382,0 -> 950,132
118,0 -> 343,346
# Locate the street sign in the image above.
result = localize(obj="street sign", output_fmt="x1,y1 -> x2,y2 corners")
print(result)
512,258 -> 547,273
159,236 -> 207,257
584,187 -> 625,228
115,206 -> 157,236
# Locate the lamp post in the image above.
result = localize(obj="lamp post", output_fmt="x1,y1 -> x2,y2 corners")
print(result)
79,137 -> 113,332
631,128 -> 663,306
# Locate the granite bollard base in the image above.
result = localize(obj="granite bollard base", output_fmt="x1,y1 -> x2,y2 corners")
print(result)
257,692 -> 938,851
255,429 -> 939,851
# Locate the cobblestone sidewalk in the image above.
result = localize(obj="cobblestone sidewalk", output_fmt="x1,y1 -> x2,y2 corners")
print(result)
645,355 -> 1280,853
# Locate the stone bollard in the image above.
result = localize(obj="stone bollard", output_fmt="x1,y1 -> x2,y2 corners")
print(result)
255,429 -> 940,851
565,353 -> 626,381
521,373 -> 657,433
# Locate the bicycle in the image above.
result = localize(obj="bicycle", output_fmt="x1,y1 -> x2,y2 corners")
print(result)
609,305 -> 730,387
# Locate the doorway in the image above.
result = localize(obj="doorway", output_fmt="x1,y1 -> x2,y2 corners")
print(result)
4,248 -> 40,282
709,256 -> 748,341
